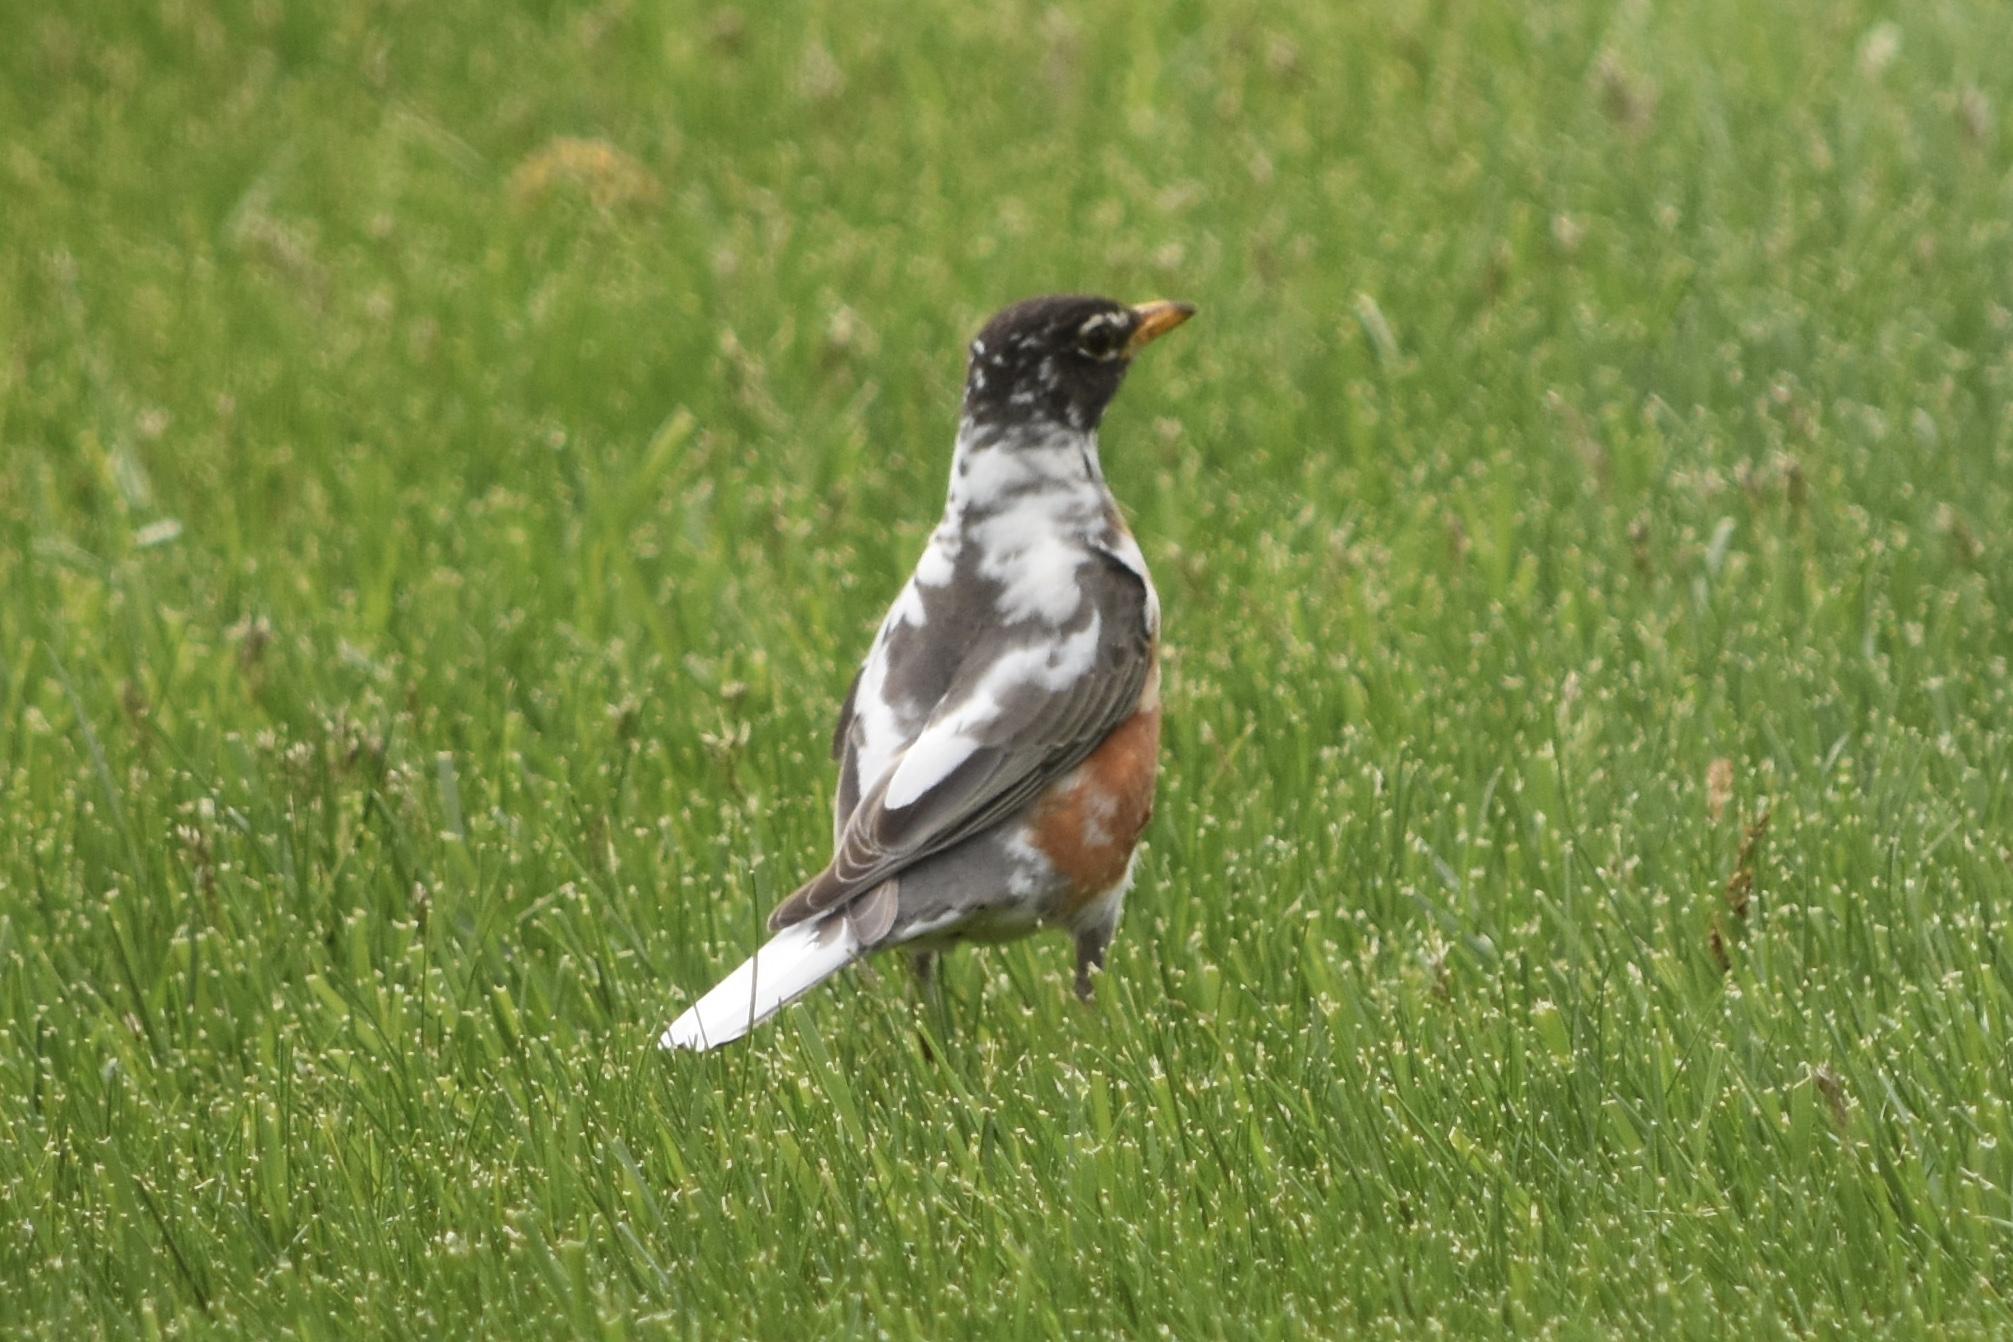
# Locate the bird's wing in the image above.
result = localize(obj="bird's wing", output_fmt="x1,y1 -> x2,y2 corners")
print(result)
770,552 -> 1152,931
830,664 -> 864,843
831,666 -> 862,764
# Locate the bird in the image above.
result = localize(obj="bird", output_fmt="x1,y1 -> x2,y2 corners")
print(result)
661,293 -> 1194,1051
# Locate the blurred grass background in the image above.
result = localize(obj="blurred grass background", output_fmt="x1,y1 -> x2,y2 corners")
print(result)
3,0 -> 2011,1336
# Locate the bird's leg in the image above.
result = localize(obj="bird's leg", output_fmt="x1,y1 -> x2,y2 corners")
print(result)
907,950 -> 948,1062
1073,929 -> 1110,1003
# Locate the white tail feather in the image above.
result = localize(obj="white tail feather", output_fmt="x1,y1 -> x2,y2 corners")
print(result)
659,917 -> 863,1051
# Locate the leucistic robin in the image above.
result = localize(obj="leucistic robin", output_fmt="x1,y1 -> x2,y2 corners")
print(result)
661,294 -> 1194,1051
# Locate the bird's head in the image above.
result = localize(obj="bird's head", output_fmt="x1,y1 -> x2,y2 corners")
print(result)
961,294 -> 1195,436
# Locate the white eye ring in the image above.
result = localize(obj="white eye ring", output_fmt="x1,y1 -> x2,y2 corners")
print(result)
1076,312 -> 1127,359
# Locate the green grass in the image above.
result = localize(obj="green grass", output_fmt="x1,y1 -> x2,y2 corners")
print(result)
4,0 -> 2013,1335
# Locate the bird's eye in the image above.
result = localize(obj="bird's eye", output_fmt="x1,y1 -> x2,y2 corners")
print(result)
1075,313 -> 1128,360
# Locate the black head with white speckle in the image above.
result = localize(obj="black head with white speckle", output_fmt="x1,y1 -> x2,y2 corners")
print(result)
962,294 -> 1195,436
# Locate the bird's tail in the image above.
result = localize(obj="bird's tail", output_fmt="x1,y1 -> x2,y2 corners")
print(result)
659,916 -> 864,1051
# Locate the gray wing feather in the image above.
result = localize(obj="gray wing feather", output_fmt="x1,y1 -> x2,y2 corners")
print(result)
831,665 -> 864,841
772,555 -> 1151,930
832,667 -> 862,763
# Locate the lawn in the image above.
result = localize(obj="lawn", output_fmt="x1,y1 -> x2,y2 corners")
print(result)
4,0 -> 2012,1336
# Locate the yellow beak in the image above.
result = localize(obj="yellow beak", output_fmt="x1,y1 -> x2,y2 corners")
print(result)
1126,300 -> 1197,356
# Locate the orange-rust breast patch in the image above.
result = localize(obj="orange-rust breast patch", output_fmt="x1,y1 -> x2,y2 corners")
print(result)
1030,704 -> 1163,911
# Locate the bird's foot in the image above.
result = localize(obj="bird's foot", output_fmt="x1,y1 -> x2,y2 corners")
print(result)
1073,934 -> 1108,1004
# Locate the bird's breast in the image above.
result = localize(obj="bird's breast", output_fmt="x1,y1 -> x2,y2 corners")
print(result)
1027,662 -> 1163,910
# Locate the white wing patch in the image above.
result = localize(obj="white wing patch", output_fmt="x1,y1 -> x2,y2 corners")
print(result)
883,729 -> 980,809
879,610 -> 1103,811
850,636 -> 914,804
